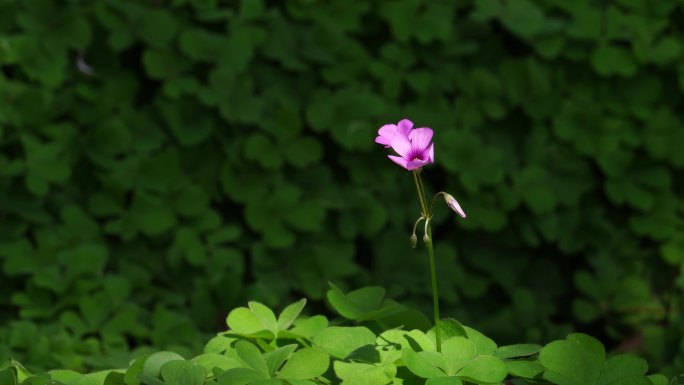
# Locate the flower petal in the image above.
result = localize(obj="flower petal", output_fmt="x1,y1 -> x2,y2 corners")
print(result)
388,155 -> 410,170
409,128 -> 433,153
406,159 -> 432,170
427,143 -> 434,162
406,158 -> 432,170
375,124 -> 397,147
397,119 -> 413,136
389,130 -> 412,159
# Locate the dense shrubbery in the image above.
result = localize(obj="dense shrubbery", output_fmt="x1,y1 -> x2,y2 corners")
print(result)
1,0 -> 683,377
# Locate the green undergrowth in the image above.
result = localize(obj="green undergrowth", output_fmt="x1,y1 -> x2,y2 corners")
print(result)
2,0 -> 684,376
0,286 -> 669,385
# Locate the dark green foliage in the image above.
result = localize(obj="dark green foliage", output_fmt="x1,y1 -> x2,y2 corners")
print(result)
1,0 -> 683,377
0,296 -> 669,384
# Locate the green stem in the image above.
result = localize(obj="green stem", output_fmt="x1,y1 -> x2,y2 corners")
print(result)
412,170 -> 429,217
426,224 -> 441,352
412,170 -> 441,352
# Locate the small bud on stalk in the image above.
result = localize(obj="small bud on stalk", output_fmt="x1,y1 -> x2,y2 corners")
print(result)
442,193 -> 467,218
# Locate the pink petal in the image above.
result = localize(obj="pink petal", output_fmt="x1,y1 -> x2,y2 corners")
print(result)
409,128 -> 433,153
387,155 -> 410,170
427,143 -> 434,162
389,130 -> 412,159
406,158 -> 432,170
375,124 -> 397,147
397,119 -> 413,136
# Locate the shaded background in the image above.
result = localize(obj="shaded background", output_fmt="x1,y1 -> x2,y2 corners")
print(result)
1,0 -> 683,375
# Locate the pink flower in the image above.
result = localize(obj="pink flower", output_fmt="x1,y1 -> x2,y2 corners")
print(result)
375,119 -> 434,170
443,193 -> 466,218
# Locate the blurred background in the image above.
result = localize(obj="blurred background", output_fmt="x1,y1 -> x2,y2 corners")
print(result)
1,0 -> 683,376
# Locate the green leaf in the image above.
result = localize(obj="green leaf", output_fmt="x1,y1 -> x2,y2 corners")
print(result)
441,337 -> 477,376
426,377 -> 463,385
244,134 -> 282,170
277,348 -> 329,380
160,360 -> 206,385
484,0 -> 547,39
124,354 -> 149,385
0,368 -> 17,385
235,341 -> 269,378
142,48 -> 189,79
57,15 -> 91,49
464,326 -> 497,355
79,293 -> 112,328
137,9 -> 179,47
494,344 -> 542,359
277,299 -> 306,331
591,46 -> 637,77
48,370 -> 97,385
540,333 -> 605,385
136,374 -> 166,385
326,286 -> 364,320
402,348 -> 445,379
649,36 -> 682,65
216,368 -> 268,385
648,374 -> 670,385
240,0 -> 265,19
179,29 -> 225,62
131,193 -> 177,236
596,354 -> 649,385
226,307 -> 267,335
103,372 -> 125,385
283,202 -> 325,232
289,315 -> 328,339
263,345 -> 297,378
506,360 -> 544,378
191,354 -> 243,373
282,136 -> 323,167
248,301 -> 278,334
456,355 -> 507,384
434,319 -> 468,341
171,227 -> 206,266
326,285 -> 377,320
142,352 -> 185,378
204,335 -> 238,354
312,326 -> 376,359
379,0 -> 421,41
334,362 -> 398,385
401,330 -> 437,352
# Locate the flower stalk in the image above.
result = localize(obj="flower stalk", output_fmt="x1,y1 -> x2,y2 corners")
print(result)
412,170 -> 441,352
376,118 -> 467,354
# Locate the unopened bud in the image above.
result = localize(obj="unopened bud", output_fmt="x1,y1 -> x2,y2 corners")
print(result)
410,234 -> 417,248
423,233 -> 430,244
443,193 -> 466,218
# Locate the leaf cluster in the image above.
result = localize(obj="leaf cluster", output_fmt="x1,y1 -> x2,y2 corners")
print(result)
1,0 -> 684,376
0,289 -> 668,385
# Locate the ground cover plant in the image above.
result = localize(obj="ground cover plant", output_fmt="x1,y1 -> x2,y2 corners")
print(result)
0,292 -> 671,384
0,117 -> 672,383
1,0 -> 684,380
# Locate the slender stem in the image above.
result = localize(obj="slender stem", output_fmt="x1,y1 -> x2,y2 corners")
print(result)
430,191 -> 446,215
416,170 -> 428,206
425,223 -> 441,352
412,170 -> 429,217
412,170 -> 441,352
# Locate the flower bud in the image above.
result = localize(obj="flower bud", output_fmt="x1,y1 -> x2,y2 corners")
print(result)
443,193 -> 466,218
410,234 -> 417,248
